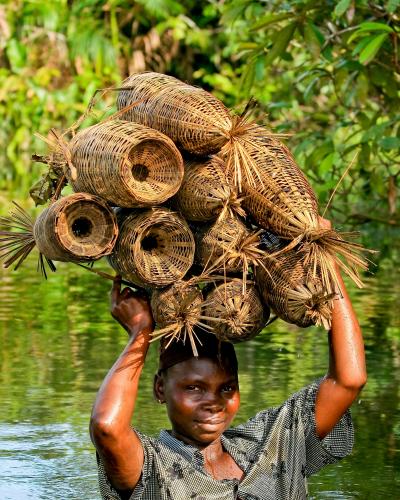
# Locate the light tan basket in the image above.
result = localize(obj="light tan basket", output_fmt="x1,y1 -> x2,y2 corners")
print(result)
255,231 -> 334,329
151,282 -> 204,354
0,194 -> 118,274
236,125 -> 369,293
172,157 -> 244,222
202,279 -> 267,342
116,72 -> 233,155
195,215 -> 265,277
68,120 -> 184,207
108,207 -> 195,287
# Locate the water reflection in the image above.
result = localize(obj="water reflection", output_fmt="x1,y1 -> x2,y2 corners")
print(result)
0,254 -> 399,499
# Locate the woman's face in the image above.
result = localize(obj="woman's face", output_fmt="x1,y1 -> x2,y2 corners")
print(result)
154,357 -> 240,448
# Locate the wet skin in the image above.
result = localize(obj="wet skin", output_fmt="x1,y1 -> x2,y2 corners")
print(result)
154,357 -> 244,480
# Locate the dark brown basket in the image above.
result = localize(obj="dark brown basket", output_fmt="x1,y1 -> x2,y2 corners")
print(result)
108,207 -> 195,287
255,231 -> 334,329
116,72 -> 233,155
202,279 -> 267,342
33,192 -> 118,262
68,120 -> 184,208
172,157 -> 244,222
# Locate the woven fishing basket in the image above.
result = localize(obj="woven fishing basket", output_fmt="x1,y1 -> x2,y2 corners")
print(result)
33,192 -> 118,262
202,279 -> 267,343
172,157 -> 244,222
256,231 -> 334,329
108,208 -> 195,287
195,215 -> 264,276
237,125 -> 369,292
68,120 -> 184,208
116,72 -> 233,155
151,282 -> 204,354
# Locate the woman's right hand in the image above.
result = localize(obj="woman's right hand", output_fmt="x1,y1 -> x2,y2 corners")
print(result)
110,276 -> 154,337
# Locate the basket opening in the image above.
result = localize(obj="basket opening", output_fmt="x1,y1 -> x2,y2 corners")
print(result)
141,234 -> 159,252
132,164 -> 149,182
72,217 -> 93,238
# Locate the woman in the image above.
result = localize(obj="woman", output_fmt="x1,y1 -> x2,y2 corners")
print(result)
90,249 -> 366,499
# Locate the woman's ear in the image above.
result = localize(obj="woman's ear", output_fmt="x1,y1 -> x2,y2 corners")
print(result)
153,371 -> 165,403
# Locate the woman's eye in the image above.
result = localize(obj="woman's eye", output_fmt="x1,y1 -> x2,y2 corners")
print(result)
222,385 -> 235,393
186,385 -> 200,391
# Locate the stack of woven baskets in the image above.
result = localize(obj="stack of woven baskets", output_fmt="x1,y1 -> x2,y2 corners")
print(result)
0,72 -> 368,352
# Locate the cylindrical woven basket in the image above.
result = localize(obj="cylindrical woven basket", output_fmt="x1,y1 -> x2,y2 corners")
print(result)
68,120 -> 184,208
108,208 -> 195,287
33,193 -> 118,262
195,215 -> 262,275
116,72 -> 233,155
151,282 -> 203,353
256,231 -> 334,329
202,279 -> 267,343
172,157 -> 243,222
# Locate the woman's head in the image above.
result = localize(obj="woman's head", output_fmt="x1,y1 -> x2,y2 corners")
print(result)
154,332 -> 240,447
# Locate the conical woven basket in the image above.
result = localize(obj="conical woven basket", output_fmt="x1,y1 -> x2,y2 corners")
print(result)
172,157 -> 244,222
68,120 -> 184,208
195,215 -> 264,276
108,208 -> 195,287
202,279 -> 267,342
151,282 -> 204,354
116,72 -> 233,155
34,192 -> 118,262
256,231 -> 334,329
236,125 -> 369,292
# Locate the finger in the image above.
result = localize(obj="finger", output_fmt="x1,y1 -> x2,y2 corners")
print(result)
120,286 -> 134,300
110,276 -> 122,306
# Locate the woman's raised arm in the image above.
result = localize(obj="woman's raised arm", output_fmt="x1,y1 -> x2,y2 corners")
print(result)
90,277 -> 154,494
315,220 -> 367,439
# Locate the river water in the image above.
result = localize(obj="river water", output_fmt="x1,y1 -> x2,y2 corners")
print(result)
0,247 -> 399,499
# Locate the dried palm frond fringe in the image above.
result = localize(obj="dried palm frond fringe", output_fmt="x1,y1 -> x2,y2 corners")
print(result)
0,193 -> 118,277
256,231 -> 335,329
68,120 -> 184,208
202,279 -> 268,343
108,207 -> 195,288
172,156 -> 245,222
194,215 -> 268,292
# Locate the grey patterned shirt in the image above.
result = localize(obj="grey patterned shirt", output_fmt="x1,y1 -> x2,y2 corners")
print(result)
97,379 -> 354,500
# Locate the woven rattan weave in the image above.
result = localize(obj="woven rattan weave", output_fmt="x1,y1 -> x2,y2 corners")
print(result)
68,120 -> 184,207
116,72 -> 233,155
195,215 -> 264,276
151,282 -> 204,354
33,192 -> 118,262
108,208 -> 195,287
256,231 -> 334,329
172,157 -> 244,222
202,279 -> 267,342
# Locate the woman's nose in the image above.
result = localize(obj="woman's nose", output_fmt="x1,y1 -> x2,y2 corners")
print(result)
202,391 -> 224,411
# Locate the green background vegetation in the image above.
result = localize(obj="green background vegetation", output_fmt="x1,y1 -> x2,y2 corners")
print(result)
1,1 -> 399,239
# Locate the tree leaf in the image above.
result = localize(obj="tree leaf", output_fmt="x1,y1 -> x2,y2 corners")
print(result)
334,0 -> 351,17
356,22 -> 394,33
264,22 -> 297,66
304,21 -> 322,58
359,33 -> 388,65
387,0 -> 400,14
379,137 -> 400,150
250,12 -> 294,31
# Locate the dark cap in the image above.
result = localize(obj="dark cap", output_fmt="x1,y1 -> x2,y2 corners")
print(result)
158,330 -> 238,374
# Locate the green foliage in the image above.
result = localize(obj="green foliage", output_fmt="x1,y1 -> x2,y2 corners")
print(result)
0,0 -> 399,229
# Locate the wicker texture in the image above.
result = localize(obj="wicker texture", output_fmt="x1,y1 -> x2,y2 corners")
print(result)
172,157 -> 244,222
116,72 -> 233,155
33,193 -> 118,262
195,215 -> 264,275
151,282 -> 204,354
203,279 -> 267,342
256,231 -> 334,329
68,120 -> 184,208
108,208 -> 195,287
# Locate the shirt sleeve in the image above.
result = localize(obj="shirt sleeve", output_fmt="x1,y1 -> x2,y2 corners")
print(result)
288,378 -> 354,477
96,430 -> 155,500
